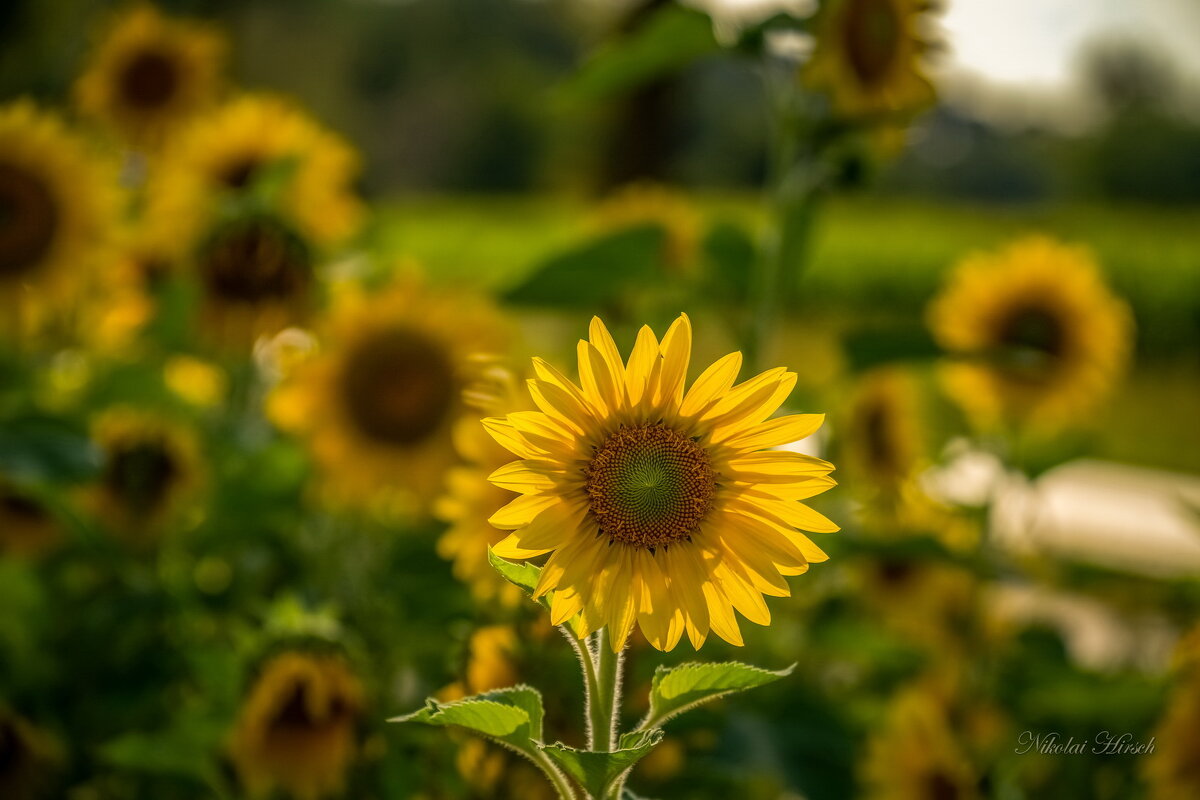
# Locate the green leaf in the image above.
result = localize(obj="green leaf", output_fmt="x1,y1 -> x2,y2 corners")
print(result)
702,220 -> 756,305
0,416 -> 100,482
502,225 -> 666,308
488,549 -> 584,637
540,729 -> 664,798
389,685 -> 545,754
100,722 -> 225,786
559,5 -> 721,101
643,661 -> 794,729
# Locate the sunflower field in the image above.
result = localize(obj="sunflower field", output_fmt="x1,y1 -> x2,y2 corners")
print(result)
2,2 -> 1199,799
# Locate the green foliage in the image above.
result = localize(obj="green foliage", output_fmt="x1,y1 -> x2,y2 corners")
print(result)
0,415 -> 99,482
559,5 -> 720,102
641,661 -> 795,730
502,225 -> 667,309
541,729 -> 664,799
390,685 -> 545,756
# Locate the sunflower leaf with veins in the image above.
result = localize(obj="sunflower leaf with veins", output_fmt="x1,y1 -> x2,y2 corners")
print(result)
389,684 -> 545,754
637,661 -> 795,731
539,729 -> 664,799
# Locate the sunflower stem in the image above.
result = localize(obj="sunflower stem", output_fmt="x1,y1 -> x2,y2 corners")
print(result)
560,624 -> 604,752
532,748 -> 579,800
591,628 -> 625,753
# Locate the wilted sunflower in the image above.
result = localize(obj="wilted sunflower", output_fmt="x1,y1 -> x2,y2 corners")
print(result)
0,101 -> 118,306
228,651 -> 363,800
269,280 -> 509,513
803,0 -> 936,118
593,183 -> 701,275
75,3 -> 226,147
927,236 -> 1133,428
87,408 -> 202,546
487,314 -> 837,651
0,709 -> 58,800
146,94 -> 363,252
436,366 -> 532,606
861,684 -> 984,800
0,480 -> 61,558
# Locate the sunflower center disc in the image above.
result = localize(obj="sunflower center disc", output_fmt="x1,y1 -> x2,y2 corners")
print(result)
339,329 -> 456,447
925,771 -> 962,800
0,162 -> 59,278
270,681 -> 352,734
862,400 -> 900,474
105,439 -> 178,514
119,49 -> 180,109
219,157 -> 263,191
585,423 -> 716,550
200,217 -> 311,304
994,303 -> 1066,380
843,0 -> 902,86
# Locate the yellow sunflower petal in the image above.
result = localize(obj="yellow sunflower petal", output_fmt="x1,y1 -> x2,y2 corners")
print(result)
487,461 -> 566,494
488,492 -> 558,529
588,316 -> 626,393
679,352 -> 742,417
656,313 -> 692,407
721,413 -> 825,450
625,325 -> 660,407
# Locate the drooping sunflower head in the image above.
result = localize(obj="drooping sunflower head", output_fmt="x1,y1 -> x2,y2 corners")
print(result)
927,236 -> 1134,429
861,684 -> 982,800
87,408 -> 202,545
436,365 -> 533,606
228,650 -> 363,800
486,314 -> 837,651
146,94 -> 363,253
269,280 -> 510,513
0,479 -> 62,559
803,0 -> 937,119
75,3 -> 227,147
192,212 -> 315,345
593,182 -> 702,275
0,709 -> 58,800
0,101 -> 118,304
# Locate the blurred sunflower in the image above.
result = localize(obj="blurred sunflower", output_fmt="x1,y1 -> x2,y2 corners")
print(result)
0,480 -> 61,559
75,3 -> 226,148
862,684 -> 984,800
436,366 -> 532,607
0,709 -> 58,800
0,101 -> 118,307
87,408 -> 202,546
1145,628 -> 1200,799
146,94 -> 363,253
853,555 -> 976,652
228,650 -> 363,800
842,366 -> 923,493
487,313 -> 837,651
927,236 -> 1134,429
269,280 -> 509,513
191,212 -> 317,346
803,0 -> 936,118
593,183 -> 701,275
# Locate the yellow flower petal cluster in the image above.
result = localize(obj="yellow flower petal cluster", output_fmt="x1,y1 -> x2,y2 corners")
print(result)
269,280 -> 509,514
927,236 -> 1134,429
75,3 -> 227,147
487,314 -> 837,651
803,0 -> 936,118
0,100 -> 119,306
436,366 -> 533,606
228,651 -> 363,800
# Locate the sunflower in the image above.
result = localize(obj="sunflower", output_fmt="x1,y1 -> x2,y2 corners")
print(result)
87,408 -> 202,546
190,212 -> 318,346
0,479 -> 61,559
853,555 -> 976,652
436,366 -> 532,606
1145,626 -> 1200,799
0,101 -> 118,306
593,183 -> 701,275
803,0 -> 936,119
75,3 -> 226,148
927,236 -> 1134,429
228,650 -> 363,800
269,280 -> 509,513
0,709 -> 58,800
861,684 -> 984,800
146,93 -> 363,253
486,314 -> 837,651
842,366 -> 923,493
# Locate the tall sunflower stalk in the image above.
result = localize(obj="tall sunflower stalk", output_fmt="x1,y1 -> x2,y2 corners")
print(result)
393,314 -> 837,798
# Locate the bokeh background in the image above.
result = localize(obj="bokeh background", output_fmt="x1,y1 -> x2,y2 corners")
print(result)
1,1 -> 1198,798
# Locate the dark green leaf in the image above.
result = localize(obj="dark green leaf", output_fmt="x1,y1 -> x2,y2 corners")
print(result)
539,729 -> 664,798
389,684 -> 545,754
643,661 -> 794,729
